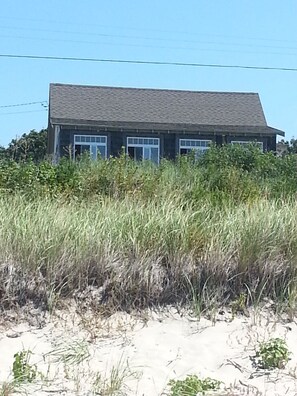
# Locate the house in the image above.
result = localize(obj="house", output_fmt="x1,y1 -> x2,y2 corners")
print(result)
47,83 -> 284,163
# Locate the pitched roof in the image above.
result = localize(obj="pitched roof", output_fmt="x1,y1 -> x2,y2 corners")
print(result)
49,83 -> 284,135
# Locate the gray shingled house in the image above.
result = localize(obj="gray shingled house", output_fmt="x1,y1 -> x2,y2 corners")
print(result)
47,83 -> 284,163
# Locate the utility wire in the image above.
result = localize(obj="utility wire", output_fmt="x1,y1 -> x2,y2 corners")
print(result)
0,109 -> 47,116
0,15 -> 296,44
2,34 -> 297,57
0,101 -> 47,109
1,24 -> 297,51
0,53 -> 297,72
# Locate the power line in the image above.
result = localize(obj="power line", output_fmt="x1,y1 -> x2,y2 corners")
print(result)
2,34 -> 297,57
0,53 -> 297,72
0,16 -> 295,45
0,109 -> 47,116
0,101 -> 48,109
1,24 -> 297,52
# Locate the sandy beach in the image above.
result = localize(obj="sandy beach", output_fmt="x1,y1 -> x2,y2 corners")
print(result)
0,304 -> 297,395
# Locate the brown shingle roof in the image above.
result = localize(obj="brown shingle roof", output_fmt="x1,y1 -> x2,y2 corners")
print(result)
49,83 -> 284,135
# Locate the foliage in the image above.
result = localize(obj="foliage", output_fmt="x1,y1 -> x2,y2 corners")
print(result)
256,338 -> 290,369
12,350 -> 37,383
231,292 -> 247,318
92,359 -> 139,396
0,146 -> 297,312
47,340 -> 90,365
0,145 -> 296,203
0,129 -> 47,163
277,138 -> 297,155
168,375 -> 221,396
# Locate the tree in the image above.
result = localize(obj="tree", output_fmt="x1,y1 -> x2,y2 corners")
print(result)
276,138 -> 297,156
3,129 -> 47,162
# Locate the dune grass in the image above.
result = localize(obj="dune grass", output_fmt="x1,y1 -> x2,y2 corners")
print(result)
0,193 -> 297,313
0,145 -> 297,313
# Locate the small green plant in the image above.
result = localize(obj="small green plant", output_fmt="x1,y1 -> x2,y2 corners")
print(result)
12,350 -> 37,384
231,292 -> 247,318
168,375 -> 221,396
256,338 -> 290,369
92,359 -> 140,396
47,339 -> 90,365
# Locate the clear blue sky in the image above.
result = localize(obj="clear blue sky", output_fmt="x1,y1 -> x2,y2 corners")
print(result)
0,0 -> 296,147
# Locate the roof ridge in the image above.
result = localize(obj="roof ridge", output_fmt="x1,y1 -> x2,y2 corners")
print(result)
50,83 -> 258,96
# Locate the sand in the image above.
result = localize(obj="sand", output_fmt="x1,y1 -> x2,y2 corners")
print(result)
0,304 -> 297,395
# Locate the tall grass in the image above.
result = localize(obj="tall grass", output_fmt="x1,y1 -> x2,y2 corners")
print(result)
0,145 -> 297,312
0,195 -> 297,312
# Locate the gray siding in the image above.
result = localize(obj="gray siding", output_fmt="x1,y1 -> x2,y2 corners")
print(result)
55,127 -> 277,159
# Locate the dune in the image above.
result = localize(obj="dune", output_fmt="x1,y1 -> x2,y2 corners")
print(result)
0,305 -> 296,395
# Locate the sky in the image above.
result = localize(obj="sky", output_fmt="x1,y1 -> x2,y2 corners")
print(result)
0,0 -> 296,147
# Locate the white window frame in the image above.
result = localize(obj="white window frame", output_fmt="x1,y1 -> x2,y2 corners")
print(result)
127,137 -> 160,164
74,134 -> 107,159
179,139 -> 212,157
231,140 -> 263,151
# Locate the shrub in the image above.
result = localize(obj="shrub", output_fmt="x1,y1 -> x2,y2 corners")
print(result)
168,375 -> 221,396
12,350 -> 37,383
255,338 -> 290,369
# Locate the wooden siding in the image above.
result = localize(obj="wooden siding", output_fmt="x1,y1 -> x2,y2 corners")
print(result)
55,127 -> 277,159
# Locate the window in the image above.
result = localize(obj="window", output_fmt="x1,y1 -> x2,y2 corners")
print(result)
231,141 -> 263,151
74,135 -> 107,159
127,137 -> 160,164
179,139 -> 211,158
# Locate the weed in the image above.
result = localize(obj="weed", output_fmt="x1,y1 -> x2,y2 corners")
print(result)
231,292 -> 247,319
92,359 -> 140,396
255,338 -> 290,369
12,350 -> 37,384
47,339 -> 90,365
168,375 -> 221,396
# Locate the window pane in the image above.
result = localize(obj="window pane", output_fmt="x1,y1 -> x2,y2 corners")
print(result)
97,145 -> 106,159
81,136 -> 86,143
81,145 -> 90,154
135,146 -> 142,160
143,146 -> 150,160
128,146 -> 135,158
85,136 -> 90,142
150,147 -> 159,164
180,148 -> 189,155
91,145 -> 97,160
75,136 -> 81,143
91,136 -> 96,143
128,145 -> 142,160
74,144 -> 82,157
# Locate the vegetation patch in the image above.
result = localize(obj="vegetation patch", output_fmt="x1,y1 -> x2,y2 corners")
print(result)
255,338 -> 290,369
12,350 -> 38,384
168,375 -> 221,396
0,145 -> 296,313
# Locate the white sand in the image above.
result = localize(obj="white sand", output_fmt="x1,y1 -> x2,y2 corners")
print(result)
0,305 -> 297,395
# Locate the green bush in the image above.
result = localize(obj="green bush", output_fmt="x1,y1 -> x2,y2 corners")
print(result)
256,338 -> 290,369
168,375 -> 221,396
12,350 -> 37,383
0,145 -> 296,203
